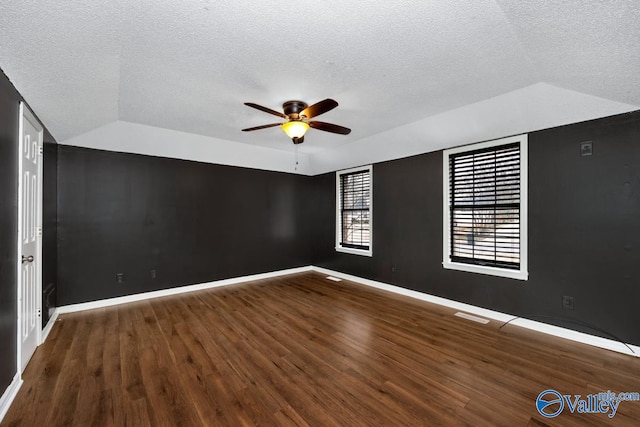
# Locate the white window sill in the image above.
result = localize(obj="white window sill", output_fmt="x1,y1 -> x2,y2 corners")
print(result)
443,261 -> 528,281
336,246 -> 373,257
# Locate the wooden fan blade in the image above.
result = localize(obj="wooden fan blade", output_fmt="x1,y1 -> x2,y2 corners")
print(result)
242,123 -> 282,132
301,99 -> 338,119
244,103 -> 286,118
309,121 -> 351,135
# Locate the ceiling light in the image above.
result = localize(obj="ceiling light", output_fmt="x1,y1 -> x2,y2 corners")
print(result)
281,121 -> 309,138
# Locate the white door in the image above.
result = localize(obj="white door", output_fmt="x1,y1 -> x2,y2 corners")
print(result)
18,102 -> 43,372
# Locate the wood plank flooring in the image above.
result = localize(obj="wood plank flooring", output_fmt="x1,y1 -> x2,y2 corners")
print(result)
3,272 -> 640,426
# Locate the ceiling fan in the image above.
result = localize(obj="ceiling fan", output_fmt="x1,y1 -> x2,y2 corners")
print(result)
242,98 -> 351,144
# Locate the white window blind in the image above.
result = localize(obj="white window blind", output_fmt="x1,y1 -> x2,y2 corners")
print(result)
339,169 -> 371,250
449,141 -> 521,270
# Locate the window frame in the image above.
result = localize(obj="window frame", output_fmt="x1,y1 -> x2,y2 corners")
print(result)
336,165 -> 373,257
442,134 -> 528,280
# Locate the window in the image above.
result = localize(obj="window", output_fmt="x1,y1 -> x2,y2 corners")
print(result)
336,165 -> 373,256
443,135 -> 528,280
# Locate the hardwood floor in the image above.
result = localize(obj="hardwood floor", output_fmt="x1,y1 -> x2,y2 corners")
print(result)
3,272 -> 640,426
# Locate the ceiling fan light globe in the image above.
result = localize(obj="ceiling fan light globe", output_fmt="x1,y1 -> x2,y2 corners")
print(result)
282,121 -> 309,138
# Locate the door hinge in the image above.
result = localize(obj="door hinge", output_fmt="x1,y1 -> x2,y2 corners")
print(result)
38,145 -> 43,155
37,226 -> 43,237
36,308 -> 42,318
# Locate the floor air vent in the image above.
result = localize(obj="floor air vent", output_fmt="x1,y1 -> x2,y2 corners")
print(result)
454,312 -> 490,324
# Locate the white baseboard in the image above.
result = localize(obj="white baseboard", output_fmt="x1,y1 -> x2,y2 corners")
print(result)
311,266 -> 640,358
41,308 -> 59,343
57,266 -> 313,314
508,317 -> 640,357
51,264 -> 639,358
0,373 -> 22,423
311,267 -> 514,322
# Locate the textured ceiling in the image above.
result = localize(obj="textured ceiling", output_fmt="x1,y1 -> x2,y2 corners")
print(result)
0,0 -> 638,155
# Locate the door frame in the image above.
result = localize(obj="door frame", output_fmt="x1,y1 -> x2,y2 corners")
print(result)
16,101 -> 44,374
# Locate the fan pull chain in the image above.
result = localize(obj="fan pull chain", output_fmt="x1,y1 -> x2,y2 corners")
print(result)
294,145 -> 299,171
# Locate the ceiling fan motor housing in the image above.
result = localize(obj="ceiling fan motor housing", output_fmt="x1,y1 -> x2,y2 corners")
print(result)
283,100 -> 308,119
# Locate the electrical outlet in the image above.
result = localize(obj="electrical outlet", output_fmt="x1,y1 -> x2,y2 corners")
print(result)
151,269 -> 157,279
562,295 -> 574,310
116,273 -> 124,283
580,141 -> 593,156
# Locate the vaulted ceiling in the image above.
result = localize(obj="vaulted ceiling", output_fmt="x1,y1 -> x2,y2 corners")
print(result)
1,1 -> 638,174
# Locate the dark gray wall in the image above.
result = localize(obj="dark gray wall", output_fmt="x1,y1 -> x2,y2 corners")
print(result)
42,142 -> 58,326
0,68 -> 20,397
57,146 -> 314,305
314,111 -> 640,346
